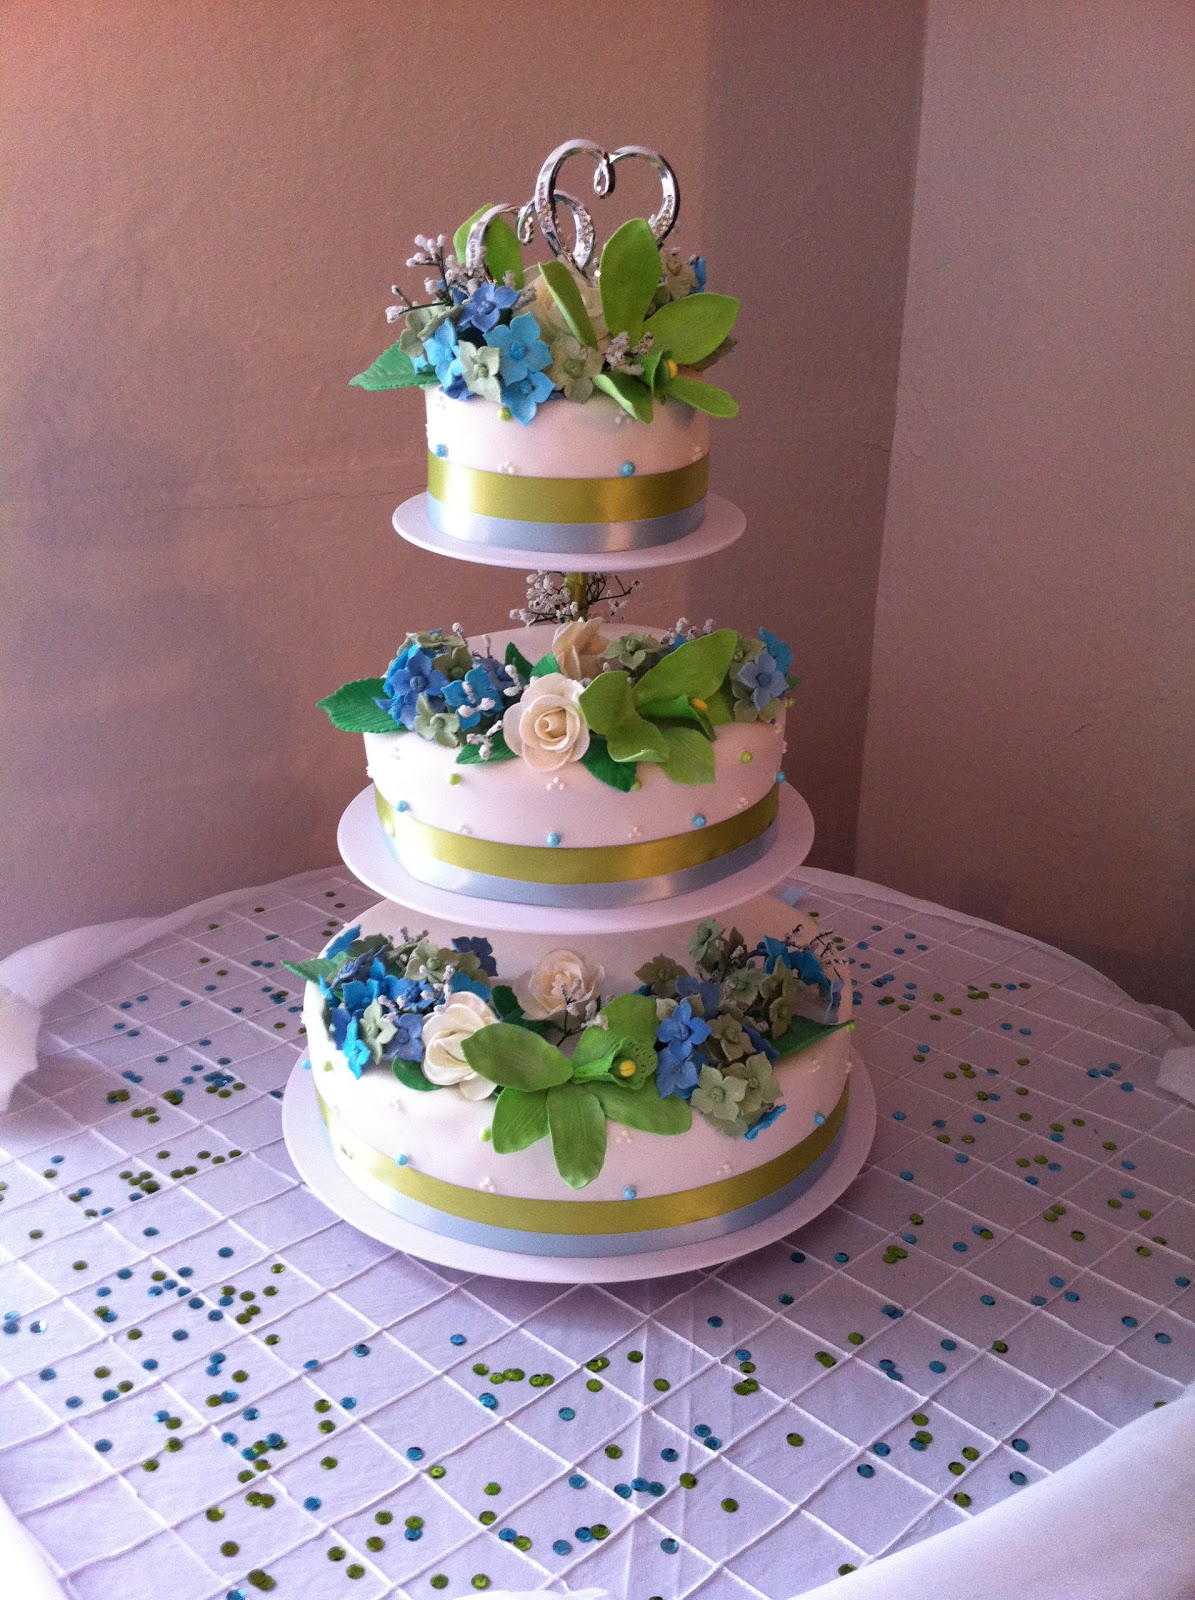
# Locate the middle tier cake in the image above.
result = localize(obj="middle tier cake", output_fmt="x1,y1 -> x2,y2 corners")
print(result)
321,618 -> 794,907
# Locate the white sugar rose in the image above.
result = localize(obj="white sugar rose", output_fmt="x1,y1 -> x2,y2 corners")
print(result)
514,949 -> 605,1022
502,671 -> 590,771
420,991 -> 500,1100
552,617 -> 608,682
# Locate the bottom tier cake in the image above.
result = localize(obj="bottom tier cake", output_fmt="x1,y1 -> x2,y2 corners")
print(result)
293,896 -> 853,1257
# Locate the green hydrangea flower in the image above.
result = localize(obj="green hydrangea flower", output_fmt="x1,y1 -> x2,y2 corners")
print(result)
399,305 -> 455,359
691,1065 -> 747,1126
414,696 -> 463,748
720,967 -> 764,1017
660,248 -> 699,301
726,1052 -> 780,1122
708,1014 -> 751,1065
457,342 -> 502,403
635,955 -> 687,998
358,997 -> 397,1065
548,335 -> 603,402
602,634 -> 667,674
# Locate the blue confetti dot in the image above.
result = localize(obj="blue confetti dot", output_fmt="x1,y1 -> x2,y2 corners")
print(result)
615,1482 -> 632,1498
1012,1438 -> 1029,1453
558,1407 -> 575,1421
660,1538 -> 679,1554
1010,1470 -> 1028,1486
910,1437 -> 927,1452
1031,1294 -> 1047,1306
218,1247 -> 234,1258
480,1393 -> 497,1409
695,1424 -> 712,1438
498,1528 -> 516,1543
900,1171 -> 914,1182
66,1396 -> 82,1409
576,1528 -> 593,1544
404,1527 -> 422,1542
304,1496 -> 321,1511
95,1439 -> 112,1453
623,1186 -> 637,1200
406,1446 -> 424,1460
661,1447 -> 679,1461
449,1334 -> 467,1346
703,1435 -> 722,1449
834,1251 -> 849,1263
708,1315 -> 724,1327
433,442 -> 447,457
303,1359 -> 319,1371
874,1442 -> 891,1456
353,1344 -> 370,1357
1156,1332 -> 1172,1345
39,1368 -> 55,1382
929,1360 -> 946,1373
553,1539 -> 572,1556
735,1349 -> 752,1362
568,1474 -> 586,1489
141,1359 -> 158,1371
857,1463 -> 875,1478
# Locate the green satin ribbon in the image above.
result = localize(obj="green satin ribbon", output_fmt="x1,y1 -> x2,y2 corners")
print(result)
427,451 -> 709,524
376,785 -> 779,886
315,1078 -> 849,1236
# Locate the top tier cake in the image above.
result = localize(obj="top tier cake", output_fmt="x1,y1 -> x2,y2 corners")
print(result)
352,139 -> 739,557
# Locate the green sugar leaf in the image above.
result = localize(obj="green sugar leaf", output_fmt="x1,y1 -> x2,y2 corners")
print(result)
580,735 -> 637,791
461,1023 -> 573,1090
640,345 -> 666,392
530,652 -> 560,679
547,1082 -> 608,1188
453,206 -> 525,289
455,728 -> 516,765
317,679 -> 400,734
282,956 -> 343,986
634,629 -> 737,706
590,1080 -> 692,1135
571,1024 -> 620,1070
772,1016 -> 852,1058
704,682 -> 737,725
505,640 -> 534,681
593,371 -> 654,423
600,992 -> 659,1047
598,217 -> 663,339
489,985 -> 554,1037
491,1086 -> 550,1153
658,724 -> 716,785
391,1058 -> 441,1092
539,259 -> 597,348
662,373 -> 739,418
579,671 -> 668,765
635,692 -> 714,740
644,293 -> 740,364
350,343 -> 429,391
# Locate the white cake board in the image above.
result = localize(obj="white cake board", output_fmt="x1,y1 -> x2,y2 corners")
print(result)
337,783 -> 815,934
281,1050 -> 875,1285
393,490 -> 746,572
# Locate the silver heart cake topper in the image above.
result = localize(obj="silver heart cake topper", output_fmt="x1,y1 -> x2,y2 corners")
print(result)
464,139 -> 681,282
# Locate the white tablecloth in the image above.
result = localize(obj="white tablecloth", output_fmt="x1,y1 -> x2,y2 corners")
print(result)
0,865 -> 1192,1599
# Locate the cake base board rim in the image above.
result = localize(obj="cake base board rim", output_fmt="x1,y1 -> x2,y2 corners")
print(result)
392,490 -> 746,573
336,783 -> 815,934
281,1047 -> 876,1285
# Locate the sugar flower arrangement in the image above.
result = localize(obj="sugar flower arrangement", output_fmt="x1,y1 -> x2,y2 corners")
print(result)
287,918 -> 849,1189
350,208 -> 738,425
319,619 -> 797,789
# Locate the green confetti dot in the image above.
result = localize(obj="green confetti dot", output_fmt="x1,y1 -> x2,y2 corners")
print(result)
721,1498 -> 739,1513
405,1516 -> 423,1531
142,1458 -> 159,1472
586,1357 -> 610,1372
679,1472 -> 698,1488
472,1363 -> 489,1375
914,1430 -> 933,1445
962,1446 -> 980,1461
328,1547 -> 346,1562
514,1535 -> 531,1551
478,1511 -> 496,1526
652,1378 -> 670,1391
847,1332 -> 864,1346
320,1456 -> 338,1469
430,1579 -> 449,1592
586,1378 -> 603,1392
375,1512 -> 393,1525
604,1445 -> 622,1459
366,1536 -> 385,1552
220,1541 -> 240,1557
815,1351 -> 837,1367
786,1433 -> 804,1447
591,1524 -> 609,1539
318,1420 -> 335,1434
483,1482 -> 501,1496
347,1566 -> 365,1580
429,1464 -> 446,1479
247,1573 -> 275,1593
471,1578 -> 490,1592
953,1492 -> 972,1508
992,1341 -> 1009,1355
948,1461 -> 965,1476
627,1350 -> 644,1363
314,1399 -> 331,1413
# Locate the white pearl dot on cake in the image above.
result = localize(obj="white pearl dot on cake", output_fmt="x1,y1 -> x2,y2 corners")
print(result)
693,814 -> 707,828
628,825 -> 642,839
719,1163 -> 732,1177
736,796 -> 750,809
546,831 -> 561,848
498,460 -> 517,475
620,460 -> 636,476
458,823 -> 472,835
478,1175 -> 494,1191
546,775 -> 566,792
691,443 -> 704,461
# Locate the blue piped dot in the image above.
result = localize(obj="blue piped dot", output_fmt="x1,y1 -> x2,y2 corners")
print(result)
620,461 -> 635,476
775,771 -> 786,784
546,832 -> 561,848
433,443 -> 447,457
396,800 -> 409,813
622,1186 -> 637,1200
692,814 -> 707,829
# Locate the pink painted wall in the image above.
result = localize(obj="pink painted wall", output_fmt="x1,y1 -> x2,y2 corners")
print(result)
857,2 -> 1195,1013
2,3 -> 923,955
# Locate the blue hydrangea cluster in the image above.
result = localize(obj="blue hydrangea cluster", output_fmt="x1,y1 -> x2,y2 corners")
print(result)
374,633 -> 519,739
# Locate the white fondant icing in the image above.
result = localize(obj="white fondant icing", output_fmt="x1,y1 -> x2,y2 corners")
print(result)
366,624 -> 786,851
425,389 -> 708,478
303,896 -> 852,1209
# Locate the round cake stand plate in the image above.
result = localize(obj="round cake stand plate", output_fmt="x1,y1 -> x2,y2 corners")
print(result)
337,783 -> 814,935
282,1050 -> 875,1286
392,491 -> 746,573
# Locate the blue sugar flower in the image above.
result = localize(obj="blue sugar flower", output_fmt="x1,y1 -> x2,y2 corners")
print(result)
759,937 -> 830,991
457,281 -> 519,335
390,1010 -> 425,1064
443,662 -> 508,729
341,1017 -> 372,1079
501,368 -> 555,426
742,1020 -> 777,1062
325,924 -> 361,960
745,1103 -> 787,1141
451,936 -> 498,978
825,976 -> 844,1022
758,628 -> 793,681
446,969 -> 493,1003
655,1048 -> 701,1101
691,256 -> 707,291
423,320 -> 469,399
489,313 -> 551,385
676,976 -> 722,1018
736,648 -> 788,713
391,976 -> 437,1012
377,646 -> 450,730
333,948 -> 384,987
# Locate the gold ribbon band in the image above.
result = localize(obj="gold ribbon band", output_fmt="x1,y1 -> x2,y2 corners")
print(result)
376,785 -> 779,886
427,452 -> 709,525
315,1079 -> 849,1236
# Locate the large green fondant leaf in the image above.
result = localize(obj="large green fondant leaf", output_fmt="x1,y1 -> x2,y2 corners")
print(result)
547,1082 -> 608,1189
640,344 -> 666,392
455,728 -> 517,765
453,206 -> 525,289
489,984 -> 555,1038
505,640 -> 533,681
600,992 -> 659,1047
662,373 -> 739,418
491,1086 -> 550,1153
590,1080 -> 692,1135
633,630 -> 738,706
598,218 -> 662,338
461,1023 -> 573,1090
317,679 -> 400,734
579,672 -> 668,765
391,1058 -> 442,1092
658,724 -> 716,785
579,735 -> 637,792
644,293 -> 740,364
592,371 -> 654,423
704,681 -> 737,725
530,652 -> 560,679
772,1015 -> 852,1058
570,1024 -> 619,1071
539,259 -> 598,348
349,342 -> 434,391
635,692 -> 714,740
282,955 -> 343,986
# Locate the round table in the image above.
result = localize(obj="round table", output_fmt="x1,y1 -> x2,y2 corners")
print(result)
0,864 -> 1190,1600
